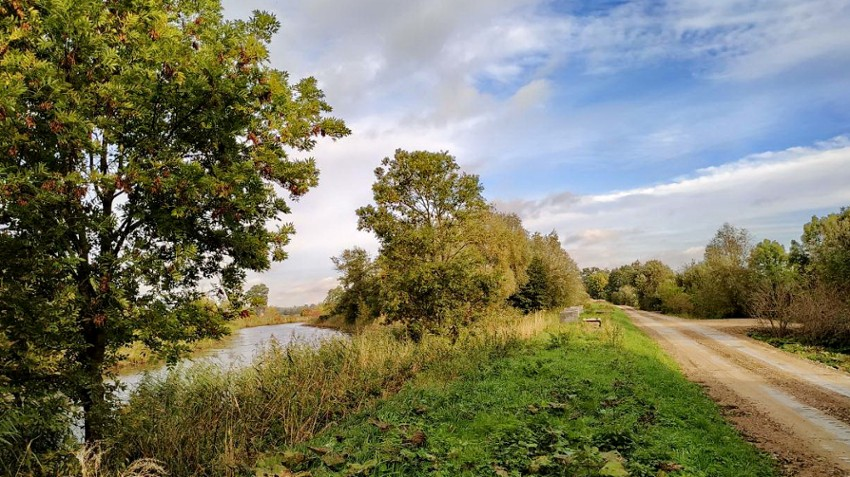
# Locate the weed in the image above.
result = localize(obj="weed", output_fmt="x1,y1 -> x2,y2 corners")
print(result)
601,322 -> 625,348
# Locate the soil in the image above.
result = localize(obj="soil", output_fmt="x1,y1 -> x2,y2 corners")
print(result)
621,307 -> 850,477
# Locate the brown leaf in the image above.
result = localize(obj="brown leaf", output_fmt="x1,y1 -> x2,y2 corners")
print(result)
368,419 -> 391,432
493,465 -> 509,477
659,462 -> 683,472
404,430 -> 427,448
307,446 -> 330,455
320,453 -> 345,468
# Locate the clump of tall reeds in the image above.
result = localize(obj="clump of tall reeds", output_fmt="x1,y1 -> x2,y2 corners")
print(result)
104,310 -> 556,476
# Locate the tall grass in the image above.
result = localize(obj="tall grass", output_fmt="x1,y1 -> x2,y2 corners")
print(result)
112,309 -> 303,373
105,310 -> 555,476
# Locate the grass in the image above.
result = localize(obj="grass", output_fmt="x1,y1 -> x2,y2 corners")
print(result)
748,331 -> 850,373
257,303 -> 777,477
112,308 -> 303,373
104,310 -> 552,476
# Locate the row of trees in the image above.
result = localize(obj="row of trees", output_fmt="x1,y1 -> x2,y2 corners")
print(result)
323,149 -> 586,339
585,208 -> 850,347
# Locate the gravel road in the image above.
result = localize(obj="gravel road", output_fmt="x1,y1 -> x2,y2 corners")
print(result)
621,307 -> 850,476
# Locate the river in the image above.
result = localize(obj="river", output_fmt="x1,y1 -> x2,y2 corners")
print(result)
114,322 -> 347,400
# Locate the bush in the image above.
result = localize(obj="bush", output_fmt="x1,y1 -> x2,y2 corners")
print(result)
748,280 -> 797,337
610,285 -> 639,307
658,280 -> 694,316
791,283 -> 850,348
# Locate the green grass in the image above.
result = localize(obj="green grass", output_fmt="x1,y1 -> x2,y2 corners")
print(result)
748,331 -> 850,373
257,303 -> 777,477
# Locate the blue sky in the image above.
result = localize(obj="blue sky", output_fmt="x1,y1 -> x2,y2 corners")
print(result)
220,0 -> 850,305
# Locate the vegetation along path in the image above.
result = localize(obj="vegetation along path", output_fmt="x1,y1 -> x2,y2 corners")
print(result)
622,307 -> 850,476
255,304 -> 777,477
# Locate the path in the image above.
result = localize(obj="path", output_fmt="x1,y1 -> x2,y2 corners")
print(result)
621,307 -> 850,477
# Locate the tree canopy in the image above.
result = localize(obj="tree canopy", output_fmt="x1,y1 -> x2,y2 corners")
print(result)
0,0 -> 348,445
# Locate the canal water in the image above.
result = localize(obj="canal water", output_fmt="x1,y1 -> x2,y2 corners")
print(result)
115,322 -> 347,398
72,323 -> 346,440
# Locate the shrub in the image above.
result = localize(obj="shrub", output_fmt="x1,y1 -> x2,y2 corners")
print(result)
610,285 -> 639,307
658,280 -> 694,316
791,283 -> 850,348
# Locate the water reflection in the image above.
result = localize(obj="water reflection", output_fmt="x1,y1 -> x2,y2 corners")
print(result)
115,323 -> 347,399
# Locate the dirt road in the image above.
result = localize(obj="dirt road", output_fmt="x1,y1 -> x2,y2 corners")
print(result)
621,307 -> 850,477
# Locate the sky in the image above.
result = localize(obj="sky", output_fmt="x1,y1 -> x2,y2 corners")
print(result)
221,0 -> 850,306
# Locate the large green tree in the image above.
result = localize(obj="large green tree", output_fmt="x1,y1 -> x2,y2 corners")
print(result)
798,207 -> 850,293
331,247 -> 380,323
356,149 -> 495,338
245,283 -> 270,313
633,260 -> 675,311
581,267 -> 609,300
510,232 -> 584,313
684,224 -> 752,318
0,0 -> 347,444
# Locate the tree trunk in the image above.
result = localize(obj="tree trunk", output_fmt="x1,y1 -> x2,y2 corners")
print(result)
81,322 -> 108,443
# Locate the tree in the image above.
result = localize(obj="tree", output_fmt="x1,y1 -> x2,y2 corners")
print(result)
685,224 -> 752,318
462,209 -> 531,303
509,256 -> 548,313
633,260 -> 675,311
356,149 -> 492,338
581,268 -> 609,300
331,247 -> 379,323
605,262 -> 640,300
510,232 -> 584,312
610,285 -> 639,307
245,284 -> 270,313
747,240 -> 797,336
0,0 -> 348,444
799,208 -> 850,293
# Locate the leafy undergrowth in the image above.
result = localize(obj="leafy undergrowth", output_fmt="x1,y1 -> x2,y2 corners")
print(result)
748,331 -> 850,373
256,303 -> 776,477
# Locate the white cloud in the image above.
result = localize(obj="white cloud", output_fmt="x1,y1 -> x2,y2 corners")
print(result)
220,0 -> 850,304
496,137 -> 850,270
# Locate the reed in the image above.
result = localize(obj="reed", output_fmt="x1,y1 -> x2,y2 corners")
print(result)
104,309 -> 556,476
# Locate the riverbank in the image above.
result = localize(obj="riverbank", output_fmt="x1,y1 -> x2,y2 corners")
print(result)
256,303 -> 777,477
112,308 -> 304,373
103,309 -> 551,475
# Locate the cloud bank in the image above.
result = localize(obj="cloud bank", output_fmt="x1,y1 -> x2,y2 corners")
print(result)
219,0 -> 850,304
497,137 -> 850,269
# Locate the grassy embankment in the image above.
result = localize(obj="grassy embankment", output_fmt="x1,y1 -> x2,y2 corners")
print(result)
105,309 -> 546,475
253,303 -> 777,477
105,303 -> 775,476
748,330 -> 850,373
112,308 -> 304,372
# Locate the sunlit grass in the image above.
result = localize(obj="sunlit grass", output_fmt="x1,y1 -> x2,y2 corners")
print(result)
259,303 -> 777,477
104,308 -> 554,475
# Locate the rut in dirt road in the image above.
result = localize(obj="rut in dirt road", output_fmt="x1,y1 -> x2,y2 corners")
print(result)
621,306 -> 850,477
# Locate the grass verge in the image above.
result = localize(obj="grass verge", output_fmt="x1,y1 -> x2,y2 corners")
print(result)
257,303 -> 777,477
748,331 -> 850,373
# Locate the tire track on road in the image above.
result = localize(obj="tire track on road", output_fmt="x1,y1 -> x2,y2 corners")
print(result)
623,307 -> 850,476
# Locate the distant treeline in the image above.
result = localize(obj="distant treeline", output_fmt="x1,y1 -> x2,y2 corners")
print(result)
321,149 -> 585,339
584,207 -> 850,347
